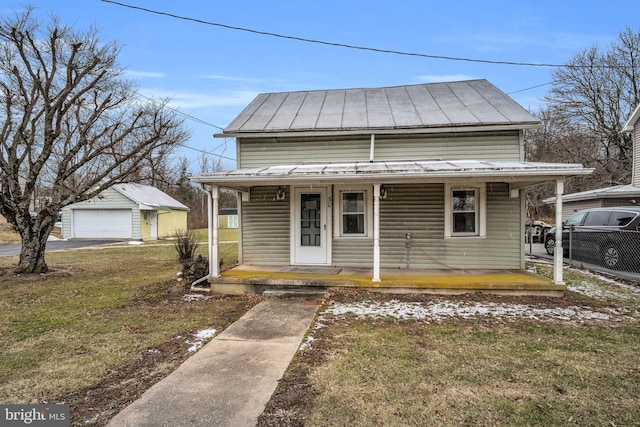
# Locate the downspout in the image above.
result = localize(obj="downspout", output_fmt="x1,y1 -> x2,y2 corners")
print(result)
553,180 -> 564,284
192,184 -> 220,288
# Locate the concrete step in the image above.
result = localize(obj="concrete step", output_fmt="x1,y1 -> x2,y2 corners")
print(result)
262,288 -> 327,300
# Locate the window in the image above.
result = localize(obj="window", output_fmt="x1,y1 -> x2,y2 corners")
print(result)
445,184 -> 486,238
334,186 -> 372,238
341,191 -> 366,235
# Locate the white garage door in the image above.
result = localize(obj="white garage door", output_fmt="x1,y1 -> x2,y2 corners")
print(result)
72,209 -> 133,238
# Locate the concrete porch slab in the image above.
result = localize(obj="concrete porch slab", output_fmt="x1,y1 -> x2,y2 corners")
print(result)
200,265 -> 564,297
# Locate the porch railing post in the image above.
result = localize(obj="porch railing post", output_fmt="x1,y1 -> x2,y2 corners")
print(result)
210,185 -> 220,278
373,184 -> 381,282
553,180 -> 564,284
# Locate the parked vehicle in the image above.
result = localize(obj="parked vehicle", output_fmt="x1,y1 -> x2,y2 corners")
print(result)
543,207 -> 640,270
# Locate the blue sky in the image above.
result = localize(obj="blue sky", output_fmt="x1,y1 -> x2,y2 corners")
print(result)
1,0 -> 637,172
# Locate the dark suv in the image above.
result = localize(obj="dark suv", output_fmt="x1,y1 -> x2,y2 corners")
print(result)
544,207 -> 640,270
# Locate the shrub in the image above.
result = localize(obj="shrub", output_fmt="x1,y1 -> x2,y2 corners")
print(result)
174,228 -> 198,262
180,254 -> 209,284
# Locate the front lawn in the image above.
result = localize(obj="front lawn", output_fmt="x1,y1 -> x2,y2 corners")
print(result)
0,241 -> 252,425
259,264 -> 640,426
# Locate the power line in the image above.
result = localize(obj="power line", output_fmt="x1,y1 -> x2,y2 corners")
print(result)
507,82 -> 553,95
102,0 -> 571,68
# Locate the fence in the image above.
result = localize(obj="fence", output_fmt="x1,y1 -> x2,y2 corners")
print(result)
526,226 -> 640,280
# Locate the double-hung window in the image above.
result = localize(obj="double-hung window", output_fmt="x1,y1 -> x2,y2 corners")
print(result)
334,186 -> 371,237
445,184 -> 486,238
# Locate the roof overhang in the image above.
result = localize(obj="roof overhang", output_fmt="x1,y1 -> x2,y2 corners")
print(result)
623,104 -> 640,132
543,184 -> 640,204
191,160 -> 593,192
215,123 -> 540,139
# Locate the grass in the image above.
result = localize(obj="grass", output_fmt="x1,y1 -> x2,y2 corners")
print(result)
302,321 -> 639,426
0,222 -> 21,244
0,238 -> 247,415
260,265 -> 640,426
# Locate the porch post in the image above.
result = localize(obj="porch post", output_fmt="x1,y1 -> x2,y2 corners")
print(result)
553,180 -> 564,284
373,184 -> 381,282
210,185 -> 220,278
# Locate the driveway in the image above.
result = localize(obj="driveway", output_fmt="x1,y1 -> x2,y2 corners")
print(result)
0,239 -> 123,257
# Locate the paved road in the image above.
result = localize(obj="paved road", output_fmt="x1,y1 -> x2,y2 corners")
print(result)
526,243 -> 640,283
0,239 -> 123,257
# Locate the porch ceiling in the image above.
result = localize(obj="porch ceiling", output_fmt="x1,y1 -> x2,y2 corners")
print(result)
191,159 -> 593,191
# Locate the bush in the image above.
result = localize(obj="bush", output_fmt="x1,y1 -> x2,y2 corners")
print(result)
180,255 -> 209,283
174,228 -> 198,262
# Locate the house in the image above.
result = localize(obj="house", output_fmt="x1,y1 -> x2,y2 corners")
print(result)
192,80 -> 592,294
61,183 -> 188,240
544,104 -> 640,221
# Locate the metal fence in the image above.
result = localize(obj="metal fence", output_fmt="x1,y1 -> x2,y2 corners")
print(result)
526,226 -> 640,281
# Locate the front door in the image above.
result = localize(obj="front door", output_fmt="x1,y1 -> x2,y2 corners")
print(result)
292,187 -> 330,265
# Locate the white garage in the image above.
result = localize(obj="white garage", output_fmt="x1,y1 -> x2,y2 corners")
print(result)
61,183 -> 188,240
72,209 -> 133,238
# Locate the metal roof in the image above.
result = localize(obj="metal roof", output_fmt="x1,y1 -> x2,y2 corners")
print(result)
544,184 -> 640,203
222,80 -> 540,136
192,160 -> 592,190
113,183 -> 189,211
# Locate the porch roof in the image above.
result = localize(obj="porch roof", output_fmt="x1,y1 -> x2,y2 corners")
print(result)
191,159 -> 593,191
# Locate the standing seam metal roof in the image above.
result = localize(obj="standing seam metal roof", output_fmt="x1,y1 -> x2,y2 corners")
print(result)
223,79 -> 539,134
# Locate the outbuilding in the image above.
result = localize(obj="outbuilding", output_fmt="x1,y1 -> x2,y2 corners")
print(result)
62,183 -> 188,240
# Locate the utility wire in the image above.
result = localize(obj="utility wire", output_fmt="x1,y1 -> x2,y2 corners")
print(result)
102,0 -> 572,68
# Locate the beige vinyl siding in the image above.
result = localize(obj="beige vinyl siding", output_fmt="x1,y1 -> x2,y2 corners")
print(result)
238,131 -> 522,168
376,183 -> 519,269
239,136 -> 370,168
158,210 -> 187,238
374,132 -> 521,161
241,186 -> 290,265
62,187 -> 141,239
332,182 -> 521,269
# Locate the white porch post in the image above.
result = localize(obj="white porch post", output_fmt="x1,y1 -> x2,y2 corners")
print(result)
553,180 -> 564,284
210,185 -> 220,278
373,184 -> 381,282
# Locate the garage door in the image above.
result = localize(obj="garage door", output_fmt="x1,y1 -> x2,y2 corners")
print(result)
72,209 -> 133,238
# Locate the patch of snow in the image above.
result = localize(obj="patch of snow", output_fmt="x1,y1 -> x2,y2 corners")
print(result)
321,300 -> 634,324
186,328 -> 216,352
299,336 -> 315,351
182,294 -> 209,302
128,241 -> 144,245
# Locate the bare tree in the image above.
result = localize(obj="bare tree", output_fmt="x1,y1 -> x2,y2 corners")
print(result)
0,8 -> 190,273
545,26 -> 640,185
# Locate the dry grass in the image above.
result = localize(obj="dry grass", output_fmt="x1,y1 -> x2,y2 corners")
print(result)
0,242 -> 248,411
303,321 -> 640,426
260,267 -> 640,427
0,223 -> 21,244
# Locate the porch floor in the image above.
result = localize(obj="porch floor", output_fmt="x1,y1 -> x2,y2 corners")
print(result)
202,265 -> 564,297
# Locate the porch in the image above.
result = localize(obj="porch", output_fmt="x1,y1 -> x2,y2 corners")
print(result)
196,265 -> 565,297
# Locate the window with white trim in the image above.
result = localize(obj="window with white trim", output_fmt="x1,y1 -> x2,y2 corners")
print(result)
444,184 -> 486,238
334,186 -> 372,238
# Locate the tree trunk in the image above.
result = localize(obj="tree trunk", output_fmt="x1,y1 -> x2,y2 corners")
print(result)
16,219 -> 55,274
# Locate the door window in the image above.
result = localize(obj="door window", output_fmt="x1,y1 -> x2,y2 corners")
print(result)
300,193 -> 321,246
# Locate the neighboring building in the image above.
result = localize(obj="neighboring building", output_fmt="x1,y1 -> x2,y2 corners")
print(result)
192,80 -> 591,292
544,104 -> 640,221
62,183 -> 188,240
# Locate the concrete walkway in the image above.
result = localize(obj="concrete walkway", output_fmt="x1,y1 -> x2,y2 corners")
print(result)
108,299 -> 320,427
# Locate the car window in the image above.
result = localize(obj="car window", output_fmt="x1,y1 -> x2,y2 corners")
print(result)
565,211 -> 587,226
582,211 -> 611,227
607,211 -> 637,227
